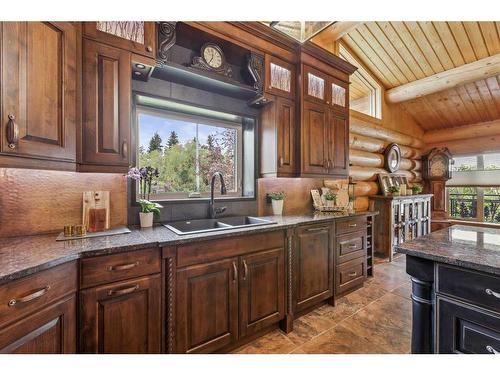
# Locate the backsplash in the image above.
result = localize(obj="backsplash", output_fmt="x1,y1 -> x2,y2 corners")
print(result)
0,168 -> 127,238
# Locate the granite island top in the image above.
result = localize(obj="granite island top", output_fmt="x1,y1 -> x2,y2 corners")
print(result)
396,224 -> 500,276
0,211 -> 377,285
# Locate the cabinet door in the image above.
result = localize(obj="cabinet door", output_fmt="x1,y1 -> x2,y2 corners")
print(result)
239,248 -> 285,338
327,109 -> 349,176
0,294 -> 76,354
277,97 -> 296,175
294,224 -> 334,312
303,65 -> 328,104
176,258 -> 238,353
265,55 -> 295,99
0,22 -> 76,165
83,22 -> 156,58
82,39 -> 131,171
329,78 -> 348,110
302,100 -> 329,175
80,274 -> 161,353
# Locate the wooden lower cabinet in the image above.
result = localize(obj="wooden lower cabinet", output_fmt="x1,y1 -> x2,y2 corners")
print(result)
239,248 -> 285,337
293,223 -> 334,312
79,274 -> 161,353
176,258 -> 239,353
0,294 -> 76,354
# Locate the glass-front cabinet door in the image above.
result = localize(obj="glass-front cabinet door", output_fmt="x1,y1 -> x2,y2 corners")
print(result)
265,55 -> 295,99
303,65 -> 328,104
83,21 -> 156,58
330,77 -> 348,110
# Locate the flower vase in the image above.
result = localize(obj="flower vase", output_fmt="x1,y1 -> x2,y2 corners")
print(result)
139,212 -> 154,228
271,199 -> 284,215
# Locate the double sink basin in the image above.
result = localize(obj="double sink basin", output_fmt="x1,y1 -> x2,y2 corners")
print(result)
164,216 -> 276,235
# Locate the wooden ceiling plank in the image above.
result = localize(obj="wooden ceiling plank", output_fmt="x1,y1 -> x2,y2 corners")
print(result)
485,75 -> 500,114
428,90 -> 465,127
405,21 -> 447,73
345,31 -> 400,88
433,22 -> 466,67
386,54 -> 500,103
446,87 -> 476,125
390,22 -> 436,77
365,22 -> 418,83
456,84 -> 485,124
354,24 -> 409,86
419,21 -> 456,71
475,79 -> 500,119
464,81 -> 493,123
376,22 -> 426,80
405,96 -> 445,130
311,22 -> 363,53
463,21 -> 490,60
421,95 -> 447,128
479,22 -> 500,56
448,22 -> 477,63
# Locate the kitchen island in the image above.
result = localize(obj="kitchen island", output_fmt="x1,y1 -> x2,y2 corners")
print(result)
397,225 -> 500,354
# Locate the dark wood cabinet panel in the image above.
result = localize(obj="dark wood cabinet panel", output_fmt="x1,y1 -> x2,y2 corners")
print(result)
80,274 -> 161,353
328,109 -> 349,176
265,54 -> 295,99
0,22 -> 77,168
335,256 -> 366,296
303,65 -> 328,104
176,258 -> 238,353
0,294 -> 76,354
336,230 -> 367,264
239,248 -> 285,337
301,100 -> 328,176
276,97 -> 296,175
81,39 -> 131,172
83,22 -> 156,58
293,223 -> 334,312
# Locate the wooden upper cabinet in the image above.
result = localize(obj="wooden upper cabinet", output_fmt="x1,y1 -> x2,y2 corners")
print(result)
327,109 -> 349,176
81,39 -> 131,172
176,258 -> 239,353
293,223 -> 334,312
265,55 -> 295,99
239,248 -> 285,338
0,22 -> 77,169
83,22 -> 156,58
330,77 -> 348,110
276,97 -> 295,175
301,100 -> 329,176
303,65 -> 328,104
79,274 -> 161,353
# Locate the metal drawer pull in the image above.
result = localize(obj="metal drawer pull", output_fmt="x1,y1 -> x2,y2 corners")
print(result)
348,223 -> 357,228
243,260 -> 248,280
107,284 -> 139,296
8,286 -> 50,307
348,272 -> 357,277
486,345 -> 499,354
6,114 -> 19,149
485,288 -> 500,299
232,261 -> 238,282
306,227 -> 328,232
108,261 -> 139,272
348,244 -> 358,249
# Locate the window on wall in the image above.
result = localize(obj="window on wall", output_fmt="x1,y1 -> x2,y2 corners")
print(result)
338,43 -> 381,119
134,95 -> 255,201
447,153 -> 500,224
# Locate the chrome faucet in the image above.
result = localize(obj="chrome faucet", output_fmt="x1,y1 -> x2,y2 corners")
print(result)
209,172 -> 227,219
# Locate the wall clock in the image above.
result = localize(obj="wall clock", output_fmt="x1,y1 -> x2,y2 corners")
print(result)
191,42 -> 233,78
422,147 -> 453,181
384,143 -> 401,173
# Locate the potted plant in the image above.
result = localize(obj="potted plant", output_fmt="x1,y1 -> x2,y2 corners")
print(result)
411,185 -> 423,195
127,166 -> 163,228
388,185 -> 400,196
268,191 -> 286,215
324,191 -> 337,208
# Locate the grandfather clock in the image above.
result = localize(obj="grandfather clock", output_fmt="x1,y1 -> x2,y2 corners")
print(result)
422,148 -> 453,230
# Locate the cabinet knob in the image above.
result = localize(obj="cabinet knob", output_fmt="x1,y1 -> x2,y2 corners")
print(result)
146,46 -> 153,52
6,114 -> 18,149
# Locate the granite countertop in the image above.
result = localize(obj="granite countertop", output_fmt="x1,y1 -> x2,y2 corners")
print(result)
0,211 -> 377,285
396,224 -> 500,276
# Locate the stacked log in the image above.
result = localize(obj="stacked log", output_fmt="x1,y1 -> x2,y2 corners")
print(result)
345,118 -> 423,211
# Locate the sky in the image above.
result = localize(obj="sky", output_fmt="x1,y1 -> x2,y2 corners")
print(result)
138,113 -> 224,150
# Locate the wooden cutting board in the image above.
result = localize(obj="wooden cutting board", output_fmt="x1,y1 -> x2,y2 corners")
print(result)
83,191 -> 110,232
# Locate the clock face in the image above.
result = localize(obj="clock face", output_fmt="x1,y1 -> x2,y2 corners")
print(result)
430,155 -> 446,177
203,45 -> 223,69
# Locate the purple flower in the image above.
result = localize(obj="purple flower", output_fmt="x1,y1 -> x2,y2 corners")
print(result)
126,167 -> 141,181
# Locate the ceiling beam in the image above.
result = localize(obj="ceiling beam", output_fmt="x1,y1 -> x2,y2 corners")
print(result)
311,22 -> 363,53
386,53 -> 500,103
423,119 -> 500,144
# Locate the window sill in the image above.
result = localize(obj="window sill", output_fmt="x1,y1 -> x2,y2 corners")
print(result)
134,195 -> 256,205
448,219 -> 500,230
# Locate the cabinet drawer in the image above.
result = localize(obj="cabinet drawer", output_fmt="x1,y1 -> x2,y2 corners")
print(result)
0,262 -> 77,328
437,296 -> 500,354
336,256 -> 366,296
80,248 -> 161,289
336,217 -> 367,235
437,264 -> 500,314
336,230 -> 366,264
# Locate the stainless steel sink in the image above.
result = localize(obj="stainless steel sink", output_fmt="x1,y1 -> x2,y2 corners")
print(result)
164,216 -> 276,235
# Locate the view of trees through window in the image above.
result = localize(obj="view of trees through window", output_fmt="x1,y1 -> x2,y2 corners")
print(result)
448,153 -> 500,223
138,111 -> 240,199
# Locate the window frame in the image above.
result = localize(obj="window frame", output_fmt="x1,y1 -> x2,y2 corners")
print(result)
132,96 -> 256,203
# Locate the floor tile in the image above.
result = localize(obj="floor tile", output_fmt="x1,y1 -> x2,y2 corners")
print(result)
232,329 -> 297,354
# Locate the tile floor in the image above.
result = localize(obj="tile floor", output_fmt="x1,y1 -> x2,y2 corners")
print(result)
233,254 -> 412,354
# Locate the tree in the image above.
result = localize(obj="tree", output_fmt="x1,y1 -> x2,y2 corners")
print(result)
148,132 -> 163,153
167,131 -> 179,148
